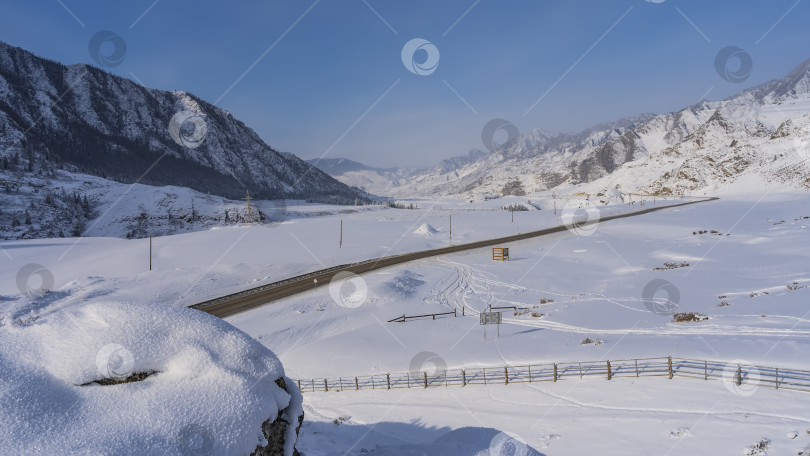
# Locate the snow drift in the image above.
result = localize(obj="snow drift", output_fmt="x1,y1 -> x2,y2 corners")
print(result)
413,223 -> 439,235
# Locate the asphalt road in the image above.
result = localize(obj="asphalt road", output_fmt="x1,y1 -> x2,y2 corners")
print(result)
193,198 -> 717,318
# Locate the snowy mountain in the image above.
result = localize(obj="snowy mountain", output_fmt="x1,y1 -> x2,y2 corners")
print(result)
306,157 -> 395,176
307,157 -> 419,197
324,59 -> 810,198
0,41 -> 367,203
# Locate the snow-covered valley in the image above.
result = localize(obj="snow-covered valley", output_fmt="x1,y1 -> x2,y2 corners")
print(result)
4,191 -> 810,454
2,7 -> 810,453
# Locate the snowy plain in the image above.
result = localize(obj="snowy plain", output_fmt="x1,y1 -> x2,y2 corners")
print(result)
2,187 -> 810,454
227,191 -> 810,455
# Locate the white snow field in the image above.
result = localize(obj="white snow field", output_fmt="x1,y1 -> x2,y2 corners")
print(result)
226,192 -> 810,455
0,190 -> 677,308
3,191 -> 810,454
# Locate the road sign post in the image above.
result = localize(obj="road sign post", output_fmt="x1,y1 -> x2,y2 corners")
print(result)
480,311 -> 502,340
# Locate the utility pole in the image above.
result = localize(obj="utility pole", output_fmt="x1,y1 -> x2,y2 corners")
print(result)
242,190 -> 252,222
553,192 -> 557,215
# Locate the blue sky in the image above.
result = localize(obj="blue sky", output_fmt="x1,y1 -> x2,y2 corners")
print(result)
1,1 -> 808,167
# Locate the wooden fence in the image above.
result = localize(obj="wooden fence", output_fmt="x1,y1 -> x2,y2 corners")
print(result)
296,356 -> 810,394
387,309 -> 458,323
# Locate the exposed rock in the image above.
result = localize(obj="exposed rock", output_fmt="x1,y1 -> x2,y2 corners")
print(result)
251,377 -> 304,456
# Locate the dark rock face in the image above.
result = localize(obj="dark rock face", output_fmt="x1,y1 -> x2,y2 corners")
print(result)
251,377 -> 303,456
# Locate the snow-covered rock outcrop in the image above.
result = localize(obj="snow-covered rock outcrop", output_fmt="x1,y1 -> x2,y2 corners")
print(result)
0,301 -> 303,455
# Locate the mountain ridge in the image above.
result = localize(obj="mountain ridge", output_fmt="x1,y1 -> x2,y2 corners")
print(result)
319,58 -> 810,198
0,41 -> 368,203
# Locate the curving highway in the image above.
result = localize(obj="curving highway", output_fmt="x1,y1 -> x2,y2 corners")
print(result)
193,198 -> 718,318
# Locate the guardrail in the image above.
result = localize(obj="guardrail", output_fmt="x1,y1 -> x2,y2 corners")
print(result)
296,356 -> 810,394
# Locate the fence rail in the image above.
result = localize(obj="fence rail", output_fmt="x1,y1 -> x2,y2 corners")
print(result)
296,356 -> 810,394
387,310 -> 457,323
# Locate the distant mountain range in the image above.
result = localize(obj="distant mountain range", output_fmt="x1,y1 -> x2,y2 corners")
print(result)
0,41 -> 367,203
305,158 -> 396,176
312,59 -> 810,198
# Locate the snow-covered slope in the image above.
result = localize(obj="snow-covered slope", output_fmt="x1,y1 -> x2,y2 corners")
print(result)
0,165 -> 382,240
0,41 -> 367,203
328,59 -> 810,199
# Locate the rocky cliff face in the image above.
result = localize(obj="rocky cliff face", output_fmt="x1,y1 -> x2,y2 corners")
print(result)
0,41 -> 367,203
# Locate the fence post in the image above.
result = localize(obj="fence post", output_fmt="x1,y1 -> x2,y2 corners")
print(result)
355,377 -> 359,391
339,377 -> 343,391
736,365 -> 742,386
504,367 -> 509,385
704,361 -> 708,380
668,357 -> 673,380
297,379 -> 301,391
311,379 -> 315,393
423,372 -> 428,389
528,365 -> 532,383
484,368 -> 487,385
324,379 -> 328,392
579,362 -> 583,378
407,372 -> 410,388
387,373 -> 391,390
607,361 -> 612,380
462,369 -> 466,386
454,309 -> 457,317
775,368 -> 779,390
462,307 -> 465,316
635,359 -> 639,377
432,314 -> 435,320
553,363 -> 558,382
